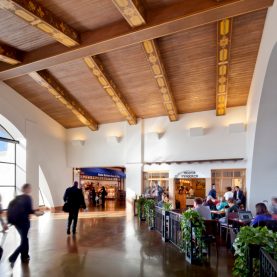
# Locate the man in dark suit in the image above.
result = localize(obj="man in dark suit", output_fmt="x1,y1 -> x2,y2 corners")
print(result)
64,181 -> 86,235
233,186 -> 246,207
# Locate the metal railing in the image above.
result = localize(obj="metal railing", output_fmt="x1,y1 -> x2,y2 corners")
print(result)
260,248 -> 277,277
168,210 -> 182,249
155,206 -> 163,234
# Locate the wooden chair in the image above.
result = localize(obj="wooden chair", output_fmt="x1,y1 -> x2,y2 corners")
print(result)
220,212 -> 239,243
203,220 -> 220,259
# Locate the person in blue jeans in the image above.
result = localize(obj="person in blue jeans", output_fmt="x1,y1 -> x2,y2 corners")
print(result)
9,184 -> 42,267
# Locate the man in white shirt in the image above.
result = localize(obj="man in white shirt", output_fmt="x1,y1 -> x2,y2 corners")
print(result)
224,186 -> 233,201
193,197 -> 211,220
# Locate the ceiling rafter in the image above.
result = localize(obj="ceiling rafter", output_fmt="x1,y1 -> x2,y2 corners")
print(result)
83,56 -> 137,125
112,0 -> 146,27
112,0 -> 178,121
28,70 -> 98,131
142,40 -> 178,121
0,0 -> 79,47
216,18 -> 233,116
0,43 -> 22,65
0,0 -> 273,81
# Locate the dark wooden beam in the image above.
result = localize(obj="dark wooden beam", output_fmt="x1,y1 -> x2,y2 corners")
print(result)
216,18 -> 233,116
112,0 -> 146,27
28,70 -> 98,131
0,0 -> 79,47
0,0 -> 273,81
83,56 -> 137,125
142,40 -> 178,121
113,0 -> 178,121
0,43 -> 22,65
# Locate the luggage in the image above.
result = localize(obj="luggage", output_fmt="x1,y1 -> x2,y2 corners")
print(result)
7,196 -> 24,225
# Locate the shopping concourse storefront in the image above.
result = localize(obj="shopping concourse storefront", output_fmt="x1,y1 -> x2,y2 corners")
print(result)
73,167 -> 126,210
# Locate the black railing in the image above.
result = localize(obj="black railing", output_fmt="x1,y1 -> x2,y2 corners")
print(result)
169,211 -> 182,249
155,206 -> 163,234
260,248 -> 277,277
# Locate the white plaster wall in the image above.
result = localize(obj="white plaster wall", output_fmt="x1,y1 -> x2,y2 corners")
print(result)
246,2 -> 277,210
0,81 -> 71,207
144,107 -> 246,162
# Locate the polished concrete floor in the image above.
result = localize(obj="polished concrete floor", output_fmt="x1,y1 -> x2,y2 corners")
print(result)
0,206 -> 234,277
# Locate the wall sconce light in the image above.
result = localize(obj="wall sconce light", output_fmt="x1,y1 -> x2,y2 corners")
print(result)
146,131 -> 165,140
189,127 -> 204,137
107,135 -> 122,144
228,123 -> 246,134
71,139 -> 86,146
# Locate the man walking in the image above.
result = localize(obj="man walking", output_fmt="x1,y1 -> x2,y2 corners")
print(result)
63,181 -> 86,235
8,183 -> 41,267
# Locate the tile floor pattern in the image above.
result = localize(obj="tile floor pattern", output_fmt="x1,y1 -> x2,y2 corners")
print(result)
0,211 -> 234,277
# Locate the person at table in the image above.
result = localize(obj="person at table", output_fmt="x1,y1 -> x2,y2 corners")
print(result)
227,198 -> 239,213
233,186 -> 246,207
224,186 -> 233,201
158,193 -> 169,208
193,197 -> 211,220
208,184 -> 217,199
216,197 -> 228,211
269,197 -> 277,215
204,195 -> 217,211
251,203 -> 272,227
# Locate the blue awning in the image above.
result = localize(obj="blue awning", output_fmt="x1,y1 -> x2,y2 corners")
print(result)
80,168 -> 126,178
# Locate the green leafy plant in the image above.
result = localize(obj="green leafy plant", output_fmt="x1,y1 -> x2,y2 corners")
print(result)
180,209 -> 205,262
136,196 -> 146,219
163,202 -> 172,211
144,199 -> 156,227
233,226 -> 277,277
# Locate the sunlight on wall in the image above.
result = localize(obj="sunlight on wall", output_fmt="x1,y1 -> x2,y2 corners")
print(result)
39,166 -> 54,208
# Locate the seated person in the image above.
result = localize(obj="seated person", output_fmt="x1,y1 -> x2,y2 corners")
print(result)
227,198 -> 239,213
158,193 -> 169,208
269,197 -> 277,215
251,203 -> 272,227
193,197 -> 211,220
224,186 -> 234,201
233,186 -> 246,207
216,197 -> 228,211
204,195 -> 217,211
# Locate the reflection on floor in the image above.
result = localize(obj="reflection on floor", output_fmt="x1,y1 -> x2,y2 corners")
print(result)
0,211 -> 234,277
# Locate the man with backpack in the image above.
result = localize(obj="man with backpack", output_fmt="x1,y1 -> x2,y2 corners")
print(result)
7,183 -> 42,267
63,181 -> 86,235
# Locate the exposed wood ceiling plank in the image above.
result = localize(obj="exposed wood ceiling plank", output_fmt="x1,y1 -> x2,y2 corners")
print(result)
113,0 -> 178,121
28,70 -> 98,130
0,43 -> 22,65
0,0 -> 273,81
83,56 -> 137,125
112,0 -> 145,27
142,40 -> 178,121
216,18 -> 233,116
0,0 -> 79,47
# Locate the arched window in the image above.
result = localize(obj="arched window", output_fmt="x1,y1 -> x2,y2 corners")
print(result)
0,124 -> 19,209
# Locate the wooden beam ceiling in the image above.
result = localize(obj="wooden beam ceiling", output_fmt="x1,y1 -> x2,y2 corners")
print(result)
142,40 -> 178,121
28,70 -> 98,130
0,0 -> 79,47
112,0 -> 145,27
83,56 -> 137,125
0,0 -> 273,81
0,43 -> 22,65
112,0 -> 178,121
216,18 -> 233,116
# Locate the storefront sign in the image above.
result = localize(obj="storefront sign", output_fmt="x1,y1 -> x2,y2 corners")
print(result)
175,170 -> 199,179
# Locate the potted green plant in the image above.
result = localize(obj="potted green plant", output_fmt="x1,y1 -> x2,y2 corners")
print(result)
233,226 -> 277,277
163,202 -> 172,211
136,196 -> 147,221
180,209 -> 205,264
144,199 -> 156,230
